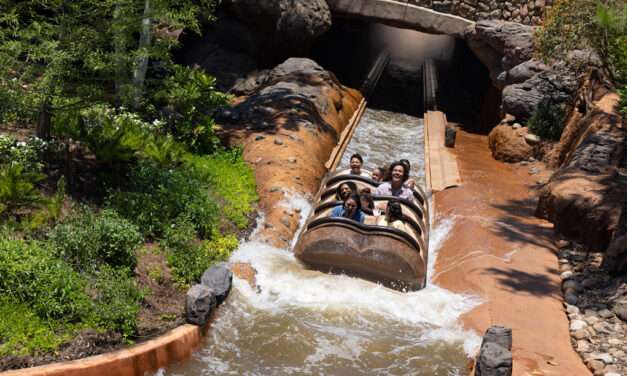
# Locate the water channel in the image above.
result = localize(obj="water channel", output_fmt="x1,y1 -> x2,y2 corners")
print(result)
164,109 -> 481,375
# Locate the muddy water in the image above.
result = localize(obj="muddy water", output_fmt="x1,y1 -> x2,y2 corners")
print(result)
164,109 -> 480,376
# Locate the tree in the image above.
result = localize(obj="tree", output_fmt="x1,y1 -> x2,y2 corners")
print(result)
0,0 -> 217,129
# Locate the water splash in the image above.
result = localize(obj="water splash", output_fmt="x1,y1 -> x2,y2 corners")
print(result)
165,110 -> 481,375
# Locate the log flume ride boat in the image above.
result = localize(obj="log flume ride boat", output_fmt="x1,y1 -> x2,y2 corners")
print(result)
294,172 -> 430,291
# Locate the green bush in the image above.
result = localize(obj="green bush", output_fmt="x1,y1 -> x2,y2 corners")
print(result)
0,298 -> 74,356
161,217 -> 238,286
150,66 -> 229,154
185,149 -> 258,229
0,135 -> 46,216
536,0 -> 626,82
49,208 -> 142,271
527,101 -> 567,140
108,162 -> 218,238
0,237 -> 91,320
89,265 -> 143,340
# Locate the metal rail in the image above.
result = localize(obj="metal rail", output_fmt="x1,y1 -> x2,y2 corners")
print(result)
325,49 -> 390,171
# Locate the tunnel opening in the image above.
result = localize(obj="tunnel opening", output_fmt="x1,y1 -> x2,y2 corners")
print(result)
311,18 -> 500,133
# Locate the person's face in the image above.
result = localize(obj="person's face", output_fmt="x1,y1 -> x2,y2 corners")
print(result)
350,158 -> 362,172
391,165 -> 405,183
340,184 -> 352,199
344,198 -> 357,216
372,169 -> 382,181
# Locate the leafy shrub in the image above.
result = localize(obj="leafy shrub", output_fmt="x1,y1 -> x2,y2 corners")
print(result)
527,101 -> 567,140
89,265 -> 143,340
185,149 -> 258,229
0,135 -> 46,171
0,299 -> 73,356
0,163 -> 45,216
150,66 -> 229,154
49,208 -> 142,271
161,217 -> 238,286
536,0 -> 626,82
54,105 -> 186,167
0,237 -> 91,320
0,135 -> 46,216
108,162 -> 218,238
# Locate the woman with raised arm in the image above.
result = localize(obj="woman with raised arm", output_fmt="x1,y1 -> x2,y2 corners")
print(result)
375,161 -> 413,200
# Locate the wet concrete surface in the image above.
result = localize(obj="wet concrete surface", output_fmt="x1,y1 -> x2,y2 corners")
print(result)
433,129 -> 590,375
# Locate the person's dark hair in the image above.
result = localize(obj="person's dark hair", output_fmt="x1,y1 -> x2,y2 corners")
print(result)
389,161 -> 409,182
387,200 -> 403,222
400,159 -> 411,172
350,153 -> 363,164
359,187 -> 374,211
335,181 -> 357,201
344,194 -> 362,213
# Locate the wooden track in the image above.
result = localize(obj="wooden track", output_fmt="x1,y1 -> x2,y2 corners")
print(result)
424,110 -> 461,192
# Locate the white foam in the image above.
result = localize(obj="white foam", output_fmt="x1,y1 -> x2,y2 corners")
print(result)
228,196 -> 481,355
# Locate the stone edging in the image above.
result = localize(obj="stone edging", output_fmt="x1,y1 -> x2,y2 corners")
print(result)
1,324 -> 203,376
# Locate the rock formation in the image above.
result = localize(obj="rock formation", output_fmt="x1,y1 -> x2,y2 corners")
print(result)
488,123 -> 533,162
222,0 -> 331,63
536,71 -> 627,253
408,0 -> 550,25
216,58 -> 361,247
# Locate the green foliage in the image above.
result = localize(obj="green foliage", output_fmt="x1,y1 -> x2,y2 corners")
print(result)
0,0 -> 218,124
536,0 -> 626,83
185,149 -> 258,229
108,162 -> 218,238
150,66 -> 229,153
0,299 -> 74,356
0,135 -> 46,216
527,101 -> 567,140
161,217 -> 238,286
49,208 -> 142,271
0,163 -> 45,216
619,86 -> 627,116
0,237 -> 91,321
89,265 -> 143,339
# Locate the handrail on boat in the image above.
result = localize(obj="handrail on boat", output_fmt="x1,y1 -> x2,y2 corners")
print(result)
306,216 -> 426,255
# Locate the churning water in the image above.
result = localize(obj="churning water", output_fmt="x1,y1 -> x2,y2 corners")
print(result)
164,109 -> 481,375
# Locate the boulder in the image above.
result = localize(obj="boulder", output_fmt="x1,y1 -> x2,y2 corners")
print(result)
612,302 -> 627,322
475,342 -> 513,376
465,20 -> 535,85
488,124 -> 533,162
603,234 -> 627,276
501,59 -> 549,86
482,326 -> 512,351
185,284 -> 216,326
201,262 -> 233,304
501,66 -> 578,121
223,0 -> 331,60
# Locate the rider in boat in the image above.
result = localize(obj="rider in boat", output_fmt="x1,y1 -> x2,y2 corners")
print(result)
330,194 -> 365,223
349,153 -> 370,177
375,161 -> 413,200
336,181 -> 357,201
400,159 -> 417,189
376,200 -> 407,232
359,187 -> 375,215
371,167 -> 384,183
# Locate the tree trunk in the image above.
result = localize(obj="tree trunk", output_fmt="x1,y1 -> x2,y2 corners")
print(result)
132,0 -> 152,109
36,100 -> 52,141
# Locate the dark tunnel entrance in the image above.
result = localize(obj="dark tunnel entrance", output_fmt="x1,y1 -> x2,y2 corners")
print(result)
311,18 -> 500,133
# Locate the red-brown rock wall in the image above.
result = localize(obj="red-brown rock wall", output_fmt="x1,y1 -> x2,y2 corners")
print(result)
216,58 -> 362,247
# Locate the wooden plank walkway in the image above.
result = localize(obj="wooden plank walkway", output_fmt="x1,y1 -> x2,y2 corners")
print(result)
424,110 -> 461,192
